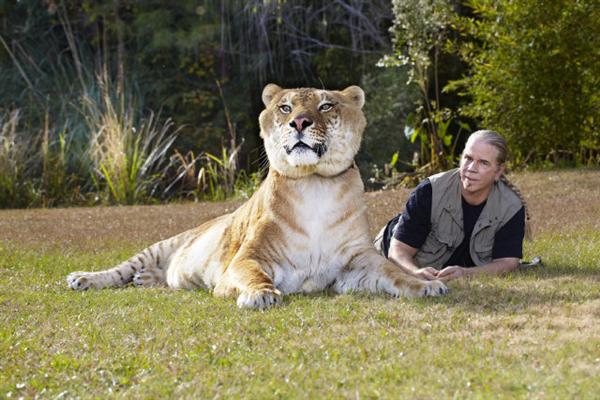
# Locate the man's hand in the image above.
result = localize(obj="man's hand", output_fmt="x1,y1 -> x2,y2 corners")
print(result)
413,267 -> 439,280
437,258 -> 519,281
437,266 -> 468,282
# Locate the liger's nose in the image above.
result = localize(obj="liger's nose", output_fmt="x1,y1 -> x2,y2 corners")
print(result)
289,116 -> 313,132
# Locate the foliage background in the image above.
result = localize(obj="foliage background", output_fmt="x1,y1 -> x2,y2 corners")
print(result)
0,0 -> 598,208
450,0 -> 600,166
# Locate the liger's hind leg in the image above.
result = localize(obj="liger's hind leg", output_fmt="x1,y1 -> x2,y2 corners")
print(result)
132,264 -> 167,287
67,238 -> 174,290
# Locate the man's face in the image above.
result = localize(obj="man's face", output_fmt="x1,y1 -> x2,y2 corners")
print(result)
459,139 -> 504,197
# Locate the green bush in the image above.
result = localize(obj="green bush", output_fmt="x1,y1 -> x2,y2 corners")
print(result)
450,0 -> 600,165
358,67 -> 419,184
381,0 -> 467,179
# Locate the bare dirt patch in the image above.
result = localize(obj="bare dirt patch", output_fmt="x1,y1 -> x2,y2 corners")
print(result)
1,169 -> 599,252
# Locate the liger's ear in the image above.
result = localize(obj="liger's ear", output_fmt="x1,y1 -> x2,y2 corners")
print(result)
341,86 -> 365,109
262,84 -> 283,107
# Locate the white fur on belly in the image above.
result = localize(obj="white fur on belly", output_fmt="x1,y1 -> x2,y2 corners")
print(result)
273,176 -> 368,294
166,218 -> 230,290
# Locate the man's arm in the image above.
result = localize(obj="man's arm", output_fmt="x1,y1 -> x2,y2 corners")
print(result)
438,207 -> 526,282
388,237 -> 440,280
386,179 -> 436,280
436,257 -> 519,281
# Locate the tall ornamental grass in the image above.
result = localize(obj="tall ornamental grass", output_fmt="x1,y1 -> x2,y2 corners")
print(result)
0,6 -> 260,208
0,110 -> 36,208
84,75 -> 180,204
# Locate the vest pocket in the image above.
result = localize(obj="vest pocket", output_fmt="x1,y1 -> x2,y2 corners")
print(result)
473,228 -> 494,263
416,232 -> 455,268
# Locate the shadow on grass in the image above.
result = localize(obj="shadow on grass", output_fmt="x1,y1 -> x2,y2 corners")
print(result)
438,264 -> 600,315
9,241 -> 597,317
519,263 -> 600,279
263,265 -> 600,316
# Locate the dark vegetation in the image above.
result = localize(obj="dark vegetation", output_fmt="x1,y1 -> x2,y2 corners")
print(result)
0,0 -> 598,208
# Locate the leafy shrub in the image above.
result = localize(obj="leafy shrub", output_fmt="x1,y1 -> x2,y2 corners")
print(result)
381,0 -> 467,179
358,67 -> 419,186
450,0 -> 600,165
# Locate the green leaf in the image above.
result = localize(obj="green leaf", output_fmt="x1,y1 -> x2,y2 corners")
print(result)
410,126 -> 420,144
390,151 -> 399,168
458,121 -> 471,132
404,124 -> 415,140
443,134 -> 453,147
437,119 -> 451,139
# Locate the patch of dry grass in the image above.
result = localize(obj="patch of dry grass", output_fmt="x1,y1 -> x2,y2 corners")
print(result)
511,169 -> 600,234
1,169 -> 599,398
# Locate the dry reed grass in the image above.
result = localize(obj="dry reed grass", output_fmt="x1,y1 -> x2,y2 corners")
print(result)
84,74 -> 180,204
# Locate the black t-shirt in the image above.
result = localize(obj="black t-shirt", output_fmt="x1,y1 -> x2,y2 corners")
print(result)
382,179 -> 525,267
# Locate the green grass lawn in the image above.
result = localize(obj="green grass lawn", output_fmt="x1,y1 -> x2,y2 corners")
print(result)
1,170 -> 600,399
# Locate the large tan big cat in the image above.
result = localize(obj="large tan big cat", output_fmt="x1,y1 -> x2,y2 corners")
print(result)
67,84 -> 448,309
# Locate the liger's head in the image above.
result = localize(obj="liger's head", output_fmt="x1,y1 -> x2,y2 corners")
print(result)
259,84 -> 366,178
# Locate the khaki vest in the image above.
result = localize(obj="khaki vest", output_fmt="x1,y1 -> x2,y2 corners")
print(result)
410,168 -> 522,268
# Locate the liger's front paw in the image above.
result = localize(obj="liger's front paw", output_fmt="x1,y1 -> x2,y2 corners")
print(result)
67,272 -> 94,290
237,287 -> 283,310
420,279 -> 448,297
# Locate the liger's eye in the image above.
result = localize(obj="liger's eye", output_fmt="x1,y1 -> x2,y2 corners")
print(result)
319,103 -> 334,112
279,105 -> 292,114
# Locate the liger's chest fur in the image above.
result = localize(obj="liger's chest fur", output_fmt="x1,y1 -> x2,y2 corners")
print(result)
246,168 -> 371,293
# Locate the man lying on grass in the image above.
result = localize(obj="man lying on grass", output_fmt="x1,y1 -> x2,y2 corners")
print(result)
374,130 -> 529,282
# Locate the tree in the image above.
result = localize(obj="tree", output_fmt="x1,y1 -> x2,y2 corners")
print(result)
381,0 -> 465,174
450,0 -> 600,165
